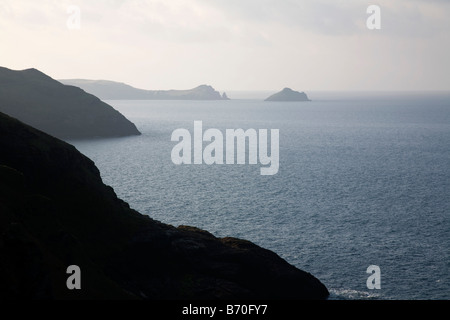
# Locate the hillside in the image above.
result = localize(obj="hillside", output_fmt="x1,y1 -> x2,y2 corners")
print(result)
0,67 -> 141,139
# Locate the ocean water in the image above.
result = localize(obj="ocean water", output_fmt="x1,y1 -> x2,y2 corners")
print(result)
69,92 -> 450,300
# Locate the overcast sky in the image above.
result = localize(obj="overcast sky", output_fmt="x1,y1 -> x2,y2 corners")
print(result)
1,0 -> 449,91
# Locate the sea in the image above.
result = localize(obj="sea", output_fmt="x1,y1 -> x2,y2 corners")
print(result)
69,91 -> 450,300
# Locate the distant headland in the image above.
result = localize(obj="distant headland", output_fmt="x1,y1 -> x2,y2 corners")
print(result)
265,88 -> 310,101
59,79 -> 230,101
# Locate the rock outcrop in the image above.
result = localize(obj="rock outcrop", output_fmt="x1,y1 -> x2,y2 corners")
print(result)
265,88 -> 310,101
59,79 -> 230,100
0,67 -> 141,139
0,111 -> 328,300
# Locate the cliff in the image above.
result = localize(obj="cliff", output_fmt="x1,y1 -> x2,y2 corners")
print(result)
0,67 -> 141,139
59,79 -> 230,101
265,88 -> 310,101
0,111 -> 328,300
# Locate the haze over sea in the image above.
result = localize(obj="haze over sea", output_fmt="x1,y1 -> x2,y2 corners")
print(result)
70,91 -> 450,300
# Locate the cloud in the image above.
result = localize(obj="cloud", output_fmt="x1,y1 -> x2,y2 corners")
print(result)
201,0 -> 450,38
0,0 -> 449,90
2,1 -> 448,42
199,0 -> 365,35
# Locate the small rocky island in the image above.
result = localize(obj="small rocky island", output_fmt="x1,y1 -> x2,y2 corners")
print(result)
265,88 -> 310,101
0,67 -> 141,139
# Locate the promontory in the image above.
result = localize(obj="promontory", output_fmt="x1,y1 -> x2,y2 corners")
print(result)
59,79 -> 230,101
0,67 -> 141,140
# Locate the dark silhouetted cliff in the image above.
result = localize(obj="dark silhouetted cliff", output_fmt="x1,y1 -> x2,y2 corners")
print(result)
0,111 -> 328,300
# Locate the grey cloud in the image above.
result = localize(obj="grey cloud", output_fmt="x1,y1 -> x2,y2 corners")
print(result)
198,0 -> 367,35
199,0 -> 450,37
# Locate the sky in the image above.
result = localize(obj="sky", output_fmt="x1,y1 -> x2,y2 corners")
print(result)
1,0 -> 449,91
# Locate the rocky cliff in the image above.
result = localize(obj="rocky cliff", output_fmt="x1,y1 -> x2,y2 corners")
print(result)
0,111 -> 328,300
